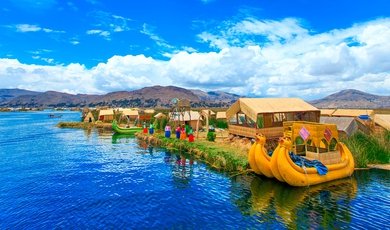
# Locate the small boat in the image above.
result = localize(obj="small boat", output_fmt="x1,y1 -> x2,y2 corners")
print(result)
48,114 -> 62,118
112,120 -> 143,135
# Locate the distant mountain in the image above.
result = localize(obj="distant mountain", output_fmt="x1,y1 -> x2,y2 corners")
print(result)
0,86 -> 240,108
310,89 -> 390,109
0,89 -> 40,104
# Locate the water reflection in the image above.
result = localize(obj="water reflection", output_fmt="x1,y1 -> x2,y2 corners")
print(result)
235,176 -> 357,229
163,151 -> 195,189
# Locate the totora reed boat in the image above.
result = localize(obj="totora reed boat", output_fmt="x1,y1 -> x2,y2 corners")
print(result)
112,120 -> 143,135
249,121 -> 355,186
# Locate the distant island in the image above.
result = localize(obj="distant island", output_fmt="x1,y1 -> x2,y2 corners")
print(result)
0,86 -> 389,109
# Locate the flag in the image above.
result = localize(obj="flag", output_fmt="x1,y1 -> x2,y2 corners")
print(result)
299,126 -> 310,141
324,128 -> 332,142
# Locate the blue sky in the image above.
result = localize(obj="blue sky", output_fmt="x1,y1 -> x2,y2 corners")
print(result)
1,0 -> 390,99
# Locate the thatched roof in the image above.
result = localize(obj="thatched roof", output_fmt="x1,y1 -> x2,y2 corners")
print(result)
374,114 -> 390,130
144,109 -> 155,114
169,111 -> 202,121
216,111 -> 226,119
320,117 -> 358,136
226,98 -> 319,121
99,109 -> 114,116
119,109 -> 139,116
320,109 -> 336,116
332,109 -> 374,117
154,112 -> 167,119
201,109 -> 216,115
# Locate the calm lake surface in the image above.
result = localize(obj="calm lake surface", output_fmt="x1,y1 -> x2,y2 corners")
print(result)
0,111 -> 389,229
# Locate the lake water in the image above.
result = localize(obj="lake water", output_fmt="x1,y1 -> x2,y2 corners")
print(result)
0,111 -> 389,229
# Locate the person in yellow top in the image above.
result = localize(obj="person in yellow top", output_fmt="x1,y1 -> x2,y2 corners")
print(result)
180,124 -> 187,140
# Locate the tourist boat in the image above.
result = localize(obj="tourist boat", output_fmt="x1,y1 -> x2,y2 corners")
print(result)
248,133 -> 273,178
112,120 -> 143,135
48,113 -> 62,118
271,122 -> 355,186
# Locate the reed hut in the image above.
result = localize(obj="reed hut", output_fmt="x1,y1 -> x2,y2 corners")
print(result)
169,110 -> 203,129
320,117 -> 358,138
216,111 -> 226,121
83,111 -> 95,123
374,114 -> 390,134
226,98 -> 320,139
98,109 -> 114,122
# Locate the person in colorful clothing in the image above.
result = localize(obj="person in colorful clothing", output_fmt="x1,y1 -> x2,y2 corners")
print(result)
175,125 -> 181,139
165,124 -> 171,138
180,124 -> 187,140
149,123 -> 154,135
143,122 -> 148,134
188,126 -> 194,142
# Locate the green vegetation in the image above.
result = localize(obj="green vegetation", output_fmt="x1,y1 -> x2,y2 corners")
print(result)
57,121 -> 112,130
343,131 -> 390,168
138,134 -> 248,173
206,132 -> 216,141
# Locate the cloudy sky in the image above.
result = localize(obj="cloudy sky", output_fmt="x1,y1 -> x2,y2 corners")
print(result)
1,0 -> 390,99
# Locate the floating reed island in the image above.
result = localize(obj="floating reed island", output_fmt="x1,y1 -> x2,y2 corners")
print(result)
57,121 -> 112,131
136,132 -> 250,173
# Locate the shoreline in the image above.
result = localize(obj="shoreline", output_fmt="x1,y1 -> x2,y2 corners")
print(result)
135,132 -> 249,174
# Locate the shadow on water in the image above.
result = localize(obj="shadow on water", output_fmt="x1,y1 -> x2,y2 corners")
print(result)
233,175 -> 358,229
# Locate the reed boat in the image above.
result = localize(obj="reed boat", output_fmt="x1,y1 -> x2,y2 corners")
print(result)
272,122 -> 355,186
112,120 -> 143,135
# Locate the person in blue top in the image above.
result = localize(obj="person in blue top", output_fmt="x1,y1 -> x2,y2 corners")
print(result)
149,123 -> 154,135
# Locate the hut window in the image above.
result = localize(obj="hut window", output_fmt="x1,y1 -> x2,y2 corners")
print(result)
272,113 -> 286,126
257,115 -> 264,128
229,116 -> 238,124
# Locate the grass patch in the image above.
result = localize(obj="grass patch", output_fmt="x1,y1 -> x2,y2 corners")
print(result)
139,133 -> 248,173
342,131 -> 390,168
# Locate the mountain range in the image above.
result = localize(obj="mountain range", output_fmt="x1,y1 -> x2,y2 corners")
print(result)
309,89 -> 390,109
0,87 -> 388,109
0,86 -> 240,108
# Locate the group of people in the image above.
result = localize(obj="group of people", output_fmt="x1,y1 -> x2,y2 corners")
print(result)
143,122 -> 195,142
143,122 -> 154,134
165,123 -> 194,142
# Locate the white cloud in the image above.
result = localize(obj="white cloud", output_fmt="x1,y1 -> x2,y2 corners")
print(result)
141,23 -> 174,49
86,29 -> 111,39
1,18 -> 390,99
16,24 -> 41,32
15,24 -> 65,33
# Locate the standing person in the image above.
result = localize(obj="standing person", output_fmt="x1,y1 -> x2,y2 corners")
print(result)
188,126 -> 194,142
149,123 -> 154,135
175,125 -> 181,139
180,124 -> 187,140
165,124 -> 171,138
143,122 -> 148,134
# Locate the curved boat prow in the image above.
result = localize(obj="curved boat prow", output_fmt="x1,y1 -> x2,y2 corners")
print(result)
254,134 -> 274,178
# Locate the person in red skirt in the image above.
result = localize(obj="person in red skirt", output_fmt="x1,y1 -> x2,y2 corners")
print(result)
143,122 -> 148,134
188,126 -> 194,142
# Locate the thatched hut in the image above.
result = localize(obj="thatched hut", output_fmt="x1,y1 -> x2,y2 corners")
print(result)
83,111 -> 95,123
226,98 -> 320,139
98,109 -> 114,122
